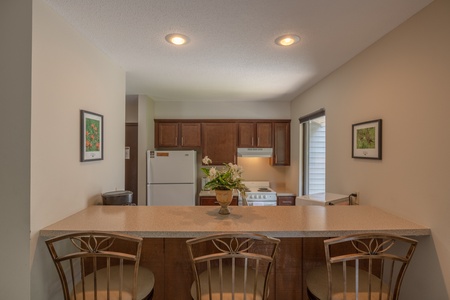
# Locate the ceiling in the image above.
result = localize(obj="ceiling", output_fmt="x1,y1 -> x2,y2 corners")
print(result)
43,0 -> 432,103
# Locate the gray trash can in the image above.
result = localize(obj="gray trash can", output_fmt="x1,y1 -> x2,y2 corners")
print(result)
101,190 -> 133,205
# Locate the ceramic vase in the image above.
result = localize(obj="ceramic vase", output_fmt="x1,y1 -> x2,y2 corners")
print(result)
215,190 -> 233,215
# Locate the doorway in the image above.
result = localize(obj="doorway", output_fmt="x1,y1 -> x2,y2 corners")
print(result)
125,123 -> 138,204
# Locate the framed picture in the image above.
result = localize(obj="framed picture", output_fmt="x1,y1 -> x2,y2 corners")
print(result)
352,119 -> 382,159
80,110 -> 103,162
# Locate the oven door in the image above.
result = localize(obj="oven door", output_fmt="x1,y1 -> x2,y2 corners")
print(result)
239,192 -> 277,206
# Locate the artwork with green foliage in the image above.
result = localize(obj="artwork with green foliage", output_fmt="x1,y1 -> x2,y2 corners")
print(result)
356,127 -> 376,149
80,110 -> 103,161
352,119 -> 382,160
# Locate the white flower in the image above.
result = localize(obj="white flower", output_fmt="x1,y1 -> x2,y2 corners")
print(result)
208,167 -> 217,180
202,156 -> 212,165
201,156 -> 246,193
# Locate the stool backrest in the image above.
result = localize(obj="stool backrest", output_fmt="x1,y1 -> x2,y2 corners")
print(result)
186,233 -> 280,300
324,233 -> 417,300
46,231 -> 143,300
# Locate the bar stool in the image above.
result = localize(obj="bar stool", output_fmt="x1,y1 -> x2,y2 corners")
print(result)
46,231 -> 155,300
186,232 -> 280,300
306,233 -> 417,300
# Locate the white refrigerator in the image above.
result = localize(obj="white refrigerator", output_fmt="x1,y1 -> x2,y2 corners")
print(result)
146,150 -> 197,206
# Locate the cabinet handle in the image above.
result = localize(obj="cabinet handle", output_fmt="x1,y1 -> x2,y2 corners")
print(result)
252,137 -> 254,146
175,136 -> 178,145
181,137 -> 184,146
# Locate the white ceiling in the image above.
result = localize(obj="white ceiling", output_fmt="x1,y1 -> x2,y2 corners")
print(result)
43,0 -> 432,102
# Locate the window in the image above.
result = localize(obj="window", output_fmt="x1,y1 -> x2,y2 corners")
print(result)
300,109 -> 326,195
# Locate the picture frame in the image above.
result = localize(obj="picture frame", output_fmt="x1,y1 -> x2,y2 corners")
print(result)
80,110 -> 103,162
352,119 -> 382,159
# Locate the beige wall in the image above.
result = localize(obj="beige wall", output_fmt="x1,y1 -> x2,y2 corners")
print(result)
138,95 -> 154,205
290,0 -> 450,298
126,95 -> 154,205
30,0 -> 126,299
237,157 -> 290,188
0,0 -> 32,298
154,100 -> 291,119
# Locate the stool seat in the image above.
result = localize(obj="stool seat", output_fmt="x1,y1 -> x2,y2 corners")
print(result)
305,233 -> 417,300
307,264 -> 390,300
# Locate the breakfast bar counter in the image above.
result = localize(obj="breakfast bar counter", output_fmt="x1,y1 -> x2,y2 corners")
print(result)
40,205 -> 430,238
40,205 -> 429,300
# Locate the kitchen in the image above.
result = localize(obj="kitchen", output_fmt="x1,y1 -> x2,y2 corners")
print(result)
142,119 -> 295,207
2,1 -> 450,300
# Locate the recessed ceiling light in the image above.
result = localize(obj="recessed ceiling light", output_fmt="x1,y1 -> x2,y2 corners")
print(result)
165,33 -> 190,46
275,34 -> 300,46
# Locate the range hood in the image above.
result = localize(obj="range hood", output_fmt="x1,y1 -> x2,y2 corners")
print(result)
237,148 -> 273,158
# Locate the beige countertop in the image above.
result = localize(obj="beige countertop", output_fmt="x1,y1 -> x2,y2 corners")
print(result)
274,189 -> 296,196
199,189 -> 295,197
199,190 -> 239,197
40,205 -> 430,238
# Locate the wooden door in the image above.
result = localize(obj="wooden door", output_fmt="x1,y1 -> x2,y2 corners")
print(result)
202,123 -> 237,165
256,122 -> 272,147
156,122 -> 179,147
125,123 -> 138,204
238,123 -> 255,147
180,123 -> 201,147
272,122 -> 290,166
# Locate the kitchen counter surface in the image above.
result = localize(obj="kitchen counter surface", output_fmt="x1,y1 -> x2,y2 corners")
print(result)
274,189 -> 296,196
40,205 -> 430,238
199,190 -> 239,197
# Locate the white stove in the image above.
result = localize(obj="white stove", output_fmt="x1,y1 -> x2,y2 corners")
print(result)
240,181 -> 277,206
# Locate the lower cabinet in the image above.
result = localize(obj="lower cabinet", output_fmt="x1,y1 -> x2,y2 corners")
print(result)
277,195 -> 296,206
199,196 -> 238,206
133,237 -> 351,300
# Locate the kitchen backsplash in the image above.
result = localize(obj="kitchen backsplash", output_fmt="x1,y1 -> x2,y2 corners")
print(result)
236,157 -> 288,187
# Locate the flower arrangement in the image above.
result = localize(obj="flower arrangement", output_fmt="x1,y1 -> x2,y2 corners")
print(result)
201,156 -> 246,194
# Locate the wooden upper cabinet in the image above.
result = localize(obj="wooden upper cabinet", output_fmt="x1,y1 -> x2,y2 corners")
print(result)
155,121 -> 201,148
272,122 -> 290,166
180,123 -> 201,147
155,120 -> 289,165
238,122 -> 272,148
238,123 -> 255,147
256,123 -> 272,148
202,123 -> 237,165
156,122 -> 179,147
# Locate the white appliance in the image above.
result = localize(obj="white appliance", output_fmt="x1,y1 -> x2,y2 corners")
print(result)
240,181 -> 277,206
146,150 -> 196,206
296,193 -> 349,206
237,148 -> 273,158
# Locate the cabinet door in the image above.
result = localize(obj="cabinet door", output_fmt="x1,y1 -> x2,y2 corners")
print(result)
273,122 -> 290,166
202,123 -> 237,165
256,122 -> 272,147
180,123 -> 201,147
156,123 -> 179,147
199,196 -> 238,206
277,196 -> 296,206
238,123 -> 255,147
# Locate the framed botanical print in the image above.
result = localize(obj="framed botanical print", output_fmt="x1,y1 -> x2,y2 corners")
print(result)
352,119 -> 382,159
80,110 -> 103,162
